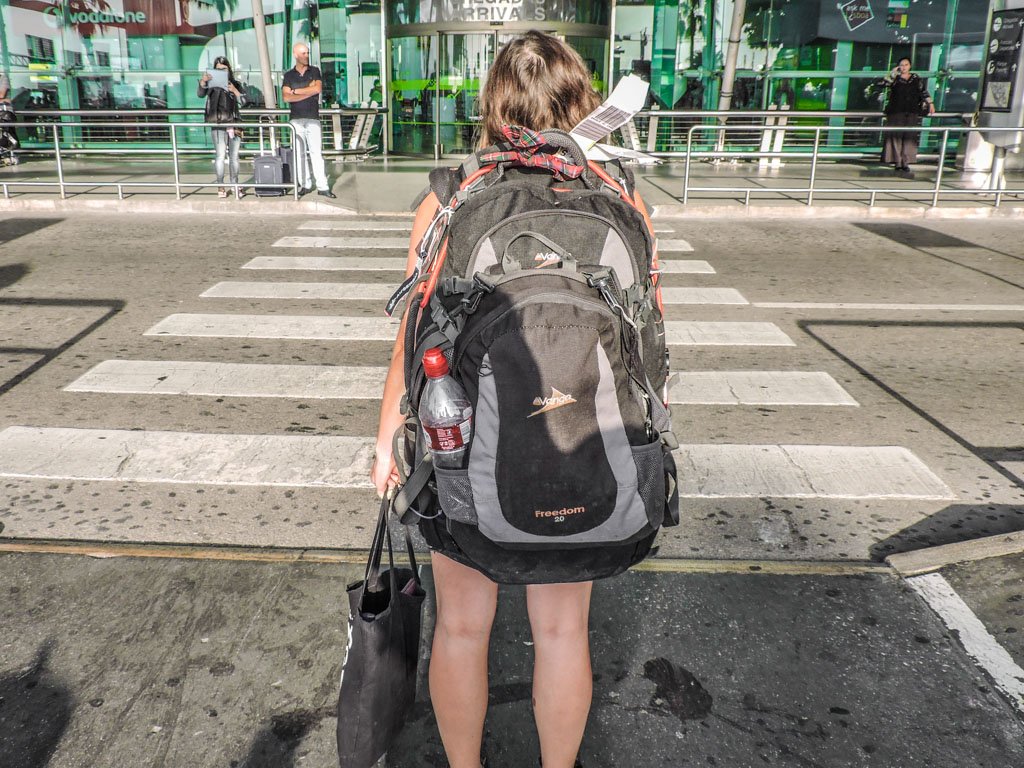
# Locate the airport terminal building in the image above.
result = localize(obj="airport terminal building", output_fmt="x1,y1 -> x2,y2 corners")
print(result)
0,1 -> 994,155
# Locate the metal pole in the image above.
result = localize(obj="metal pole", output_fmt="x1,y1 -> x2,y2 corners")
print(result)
932,128 -> 949,208
807,127 -> 821,206
53,125 -> 65,199
683,126 -> 695,205
251,0 -> 277,111
170,126 -> 181,200
289,124 -> 300,200
714,0 -> 747,153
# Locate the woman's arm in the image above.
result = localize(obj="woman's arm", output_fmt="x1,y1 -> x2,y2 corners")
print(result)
370,191 -> 442,496
918,78 -> 936,114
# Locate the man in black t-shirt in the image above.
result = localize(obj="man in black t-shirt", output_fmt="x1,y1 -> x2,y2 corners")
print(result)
282,42 -> 336,198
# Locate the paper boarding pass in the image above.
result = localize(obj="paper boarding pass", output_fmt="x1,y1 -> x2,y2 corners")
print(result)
570,75 -> 650,150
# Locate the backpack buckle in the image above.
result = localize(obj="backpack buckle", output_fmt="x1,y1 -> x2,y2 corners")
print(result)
461,274 -> 495,315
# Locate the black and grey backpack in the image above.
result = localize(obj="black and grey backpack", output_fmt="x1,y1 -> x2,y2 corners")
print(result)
389,126 -> 679,584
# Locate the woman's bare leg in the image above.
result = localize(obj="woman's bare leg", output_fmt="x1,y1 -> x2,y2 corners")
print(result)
429,552 -> 499,768
526,581 -> 593,768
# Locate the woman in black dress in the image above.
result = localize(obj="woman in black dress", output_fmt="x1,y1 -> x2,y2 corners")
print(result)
881,57 -> 935,174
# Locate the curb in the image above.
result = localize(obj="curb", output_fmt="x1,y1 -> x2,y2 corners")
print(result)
0,536 -> 888,575
651,203 -> 1024,220
3,196 -> 1022,220
886,530 -> 1024,576
0,196 -> 360,216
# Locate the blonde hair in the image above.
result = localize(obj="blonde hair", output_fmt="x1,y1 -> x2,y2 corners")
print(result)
478,31 -> 601,148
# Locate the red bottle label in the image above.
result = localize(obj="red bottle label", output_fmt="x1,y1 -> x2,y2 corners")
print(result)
423,419 -> 471,452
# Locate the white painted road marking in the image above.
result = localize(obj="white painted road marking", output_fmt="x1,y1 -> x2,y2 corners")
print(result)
65,361 -> 388,400
204,281 -> 735,304
677,444 -> 953,499
201,282 -> 397,301
145,314 -> 401,341
908,573 -> 1024,714
658,239 -> 694,252
754,302 -> 1024,312
669,372 -> 858,406
299,220 -> 411,231
665,322 -> 795,346
660,287 -> 748,305
245,256 -> 715,275
67,363 -> 852,406
146,315 -> 791,346
0,427 -> 375,488
243,256 -> 407,272
0,428 -> 951,500
659,260 -> 715,274
273,236 -> 408,249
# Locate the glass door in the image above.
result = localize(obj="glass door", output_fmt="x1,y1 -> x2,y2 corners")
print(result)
437,33 -> 495,156
388,34 -> 438,156
388,30 -> 604,156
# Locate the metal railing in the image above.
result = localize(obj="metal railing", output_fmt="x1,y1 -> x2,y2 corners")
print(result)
676,123 -> 1023,208
634,108 -> 968,157
7,107 -> 387,157
0,120 -> 303,200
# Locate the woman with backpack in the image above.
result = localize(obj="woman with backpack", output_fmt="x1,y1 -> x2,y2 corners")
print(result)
372,31 -> 662,768
879,56 -> 935,175
198,56 -> 246,198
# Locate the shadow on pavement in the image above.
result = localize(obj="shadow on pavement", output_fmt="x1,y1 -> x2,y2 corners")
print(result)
0,639 -> 74,768
235,705 -> 335,768
871,502 -> 1024,560
0,217 -> 62,246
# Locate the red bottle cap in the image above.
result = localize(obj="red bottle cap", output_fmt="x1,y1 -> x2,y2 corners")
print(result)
422,348 -> 450,378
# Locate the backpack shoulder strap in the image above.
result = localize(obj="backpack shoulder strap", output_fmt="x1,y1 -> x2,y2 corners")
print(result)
428,167 -> 460,207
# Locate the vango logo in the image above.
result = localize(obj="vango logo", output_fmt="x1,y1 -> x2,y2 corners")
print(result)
528,387 -> 576,418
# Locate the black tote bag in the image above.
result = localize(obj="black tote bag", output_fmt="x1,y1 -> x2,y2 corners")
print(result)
337,496 -> 426,768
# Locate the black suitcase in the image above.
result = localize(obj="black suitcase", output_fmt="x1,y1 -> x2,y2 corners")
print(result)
254,155 -> 285,197
278,146 -> 294,185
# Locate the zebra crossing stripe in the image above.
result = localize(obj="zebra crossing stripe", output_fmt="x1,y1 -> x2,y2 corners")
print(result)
0,426 -> 375,488
677,445 -> 953,499
243,256 -> 714,275
203,282 -> 735,304
669,372 -> 857,406
658,239 -> 694,253
144,314 -> 401,341
660,260 -> 715,274
200,282 -> 398,301
665,322 -> 794,346
298,220 -> 411,231
0,427 -> 951,499
145,314 -> 791,346
273,236 -> 408,249
243,256 -> 407,272
65,361 -> 388,399
66,363 -> 853,406
659,287 -> 748,305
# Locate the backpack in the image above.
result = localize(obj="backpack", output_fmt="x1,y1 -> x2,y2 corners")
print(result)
390,126 -> 679,584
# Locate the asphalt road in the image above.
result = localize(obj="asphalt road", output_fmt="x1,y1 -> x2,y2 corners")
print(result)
0,212 -> 1022,766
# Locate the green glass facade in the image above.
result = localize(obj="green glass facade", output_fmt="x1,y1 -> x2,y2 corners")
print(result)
0,0 -> 993,155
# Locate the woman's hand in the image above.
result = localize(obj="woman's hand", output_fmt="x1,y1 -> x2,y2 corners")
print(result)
928,101 -> 936,115
200,72 -> 211,84
371,441 -> 400,498
228,83 -> 241,97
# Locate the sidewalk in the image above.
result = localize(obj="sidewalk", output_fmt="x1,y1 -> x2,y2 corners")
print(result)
1,155 -> 1022,219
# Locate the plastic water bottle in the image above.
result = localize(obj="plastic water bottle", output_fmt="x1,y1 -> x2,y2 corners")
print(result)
418,348 -> 473,469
